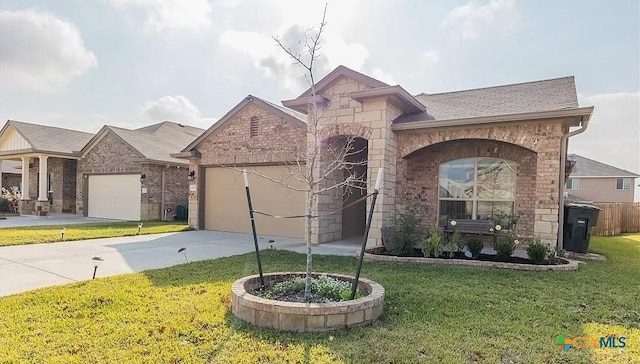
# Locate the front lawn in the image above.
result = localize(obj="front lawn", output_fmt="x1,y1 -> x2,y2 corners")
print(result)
0,235 -> 638,363
0,221 -> 191,247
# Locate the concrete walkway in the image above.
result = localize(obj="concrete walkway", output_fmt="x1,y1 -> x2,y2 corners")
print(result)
0,230 -> 360,297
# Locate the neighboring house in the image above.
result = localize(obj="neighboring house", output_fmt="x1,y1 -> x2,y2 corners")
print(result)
0,121 -> 94,215
77,121 -> 204,220
565,154 -> 639,203
1,160 -> 21,191
177,65 -> 594,248
0,120 -> 203,220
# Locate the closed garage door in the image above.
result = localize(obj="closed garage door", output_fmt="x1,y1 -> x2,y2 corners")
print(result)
88,174 -> 141,220
204,166 -> 305,238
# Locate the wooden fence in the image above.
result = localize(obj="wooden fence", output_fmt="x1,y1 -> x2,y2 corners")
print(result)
591,202 -> 640,236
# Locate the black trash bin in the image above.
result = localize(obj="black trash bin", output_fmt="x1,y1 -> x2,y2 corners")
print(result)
176,204 -> 188,221
563,203 -> 601,253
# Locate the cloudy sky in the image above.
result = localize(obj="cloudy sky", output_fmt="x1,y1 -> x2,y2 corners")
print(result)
0,0 -> 638,188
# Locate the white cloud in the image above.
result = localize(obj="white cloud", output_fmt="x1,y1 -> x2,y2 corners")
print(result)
219,26 -> 372,92
0,9 -> 97,92
570,92 -> 640,200
370,68 -> 396,85
442,0 -> 516,39
110,0 -> 212,32
142,95 -> 214,128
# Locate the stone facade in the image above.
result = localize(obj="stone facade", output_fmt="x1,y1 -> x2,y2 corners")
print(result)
77,131 -> 189,220
187,101 -> 307,229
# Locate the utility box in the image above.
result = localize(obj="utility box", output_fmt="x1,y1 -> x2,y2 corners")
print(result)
563,203 -> 601,253
176,205 -> 188,221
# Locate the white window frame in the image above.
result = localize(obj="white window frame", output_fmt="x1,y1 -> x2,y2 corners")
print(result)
566,178 -> 580,190
438,157 -> 516,222
616,178 -> 631,190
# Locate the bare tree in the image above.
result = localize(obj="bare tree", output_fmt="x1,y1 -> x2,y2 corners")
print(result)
247,4 -> 368,299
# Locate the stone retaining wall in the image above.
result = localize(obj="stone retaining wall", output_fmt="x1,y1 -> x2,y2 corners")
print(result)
231,272 -> 385,332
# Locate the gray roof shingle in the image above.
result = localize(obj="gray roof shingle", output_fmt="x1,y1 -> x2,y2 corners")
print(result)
568,154 -> 639,177
395,76 -> 579,123
108,121 -> 204,164
9,120 -> 94,154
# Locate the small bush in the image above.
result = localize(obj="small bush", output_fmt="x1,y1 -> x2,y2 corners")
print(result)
446,231 -> 461,258
383,212 -> 426,256
0,197 -> 12,212
422,229 -> 443,258
465,234 -> 484,258
548,247 -> 567,265
272,277 -> 305,295
526,236 -> 548,264
495,234 -> 517,261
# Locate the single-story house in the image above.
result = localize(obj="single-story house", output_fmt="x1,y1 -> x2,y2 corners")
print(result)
0,120 -> 94,215
565,154 -> 639,203
0,120 -> 203,220
177,66 -> 594,249
77,121 -> 203,220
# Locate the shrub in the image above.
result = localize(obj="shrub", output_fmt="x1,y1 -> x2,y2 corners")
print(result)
422,229 -> 443,258
312,274 -> 359,301
272,277 -> 305,295
383,212 -> 426,256
0,197 -> 12,213
495,234 -> 518,261
465,234 -> 484,259
526,236 -> 548,264
447,231 -> 461,258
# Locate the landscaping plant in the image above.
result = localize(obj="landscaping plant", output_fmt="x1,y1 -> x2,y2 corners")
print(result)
547,246 -> 567,265
526,236 -> 548,264
446,231 -> 461,258
384,212 -> 426,256
465,234 -> 484,258
495,233 -> 518,261
422,229 -> 443,258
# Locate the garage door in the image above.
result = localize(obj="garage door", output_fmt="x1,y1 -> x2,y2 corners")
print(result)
204,166 -> 305,238
88,174 -> 141,220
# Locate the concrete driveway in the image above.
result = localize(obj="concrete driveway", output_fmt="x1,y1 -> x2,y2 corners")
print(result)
0,230 -> 360,297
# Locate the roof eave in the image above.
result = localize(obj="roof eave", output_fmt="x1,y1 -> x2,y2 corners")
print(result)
171,151 -> 202,159
350,85 -> 426,114
392,106 -> 595,131
281,95 -> 329,114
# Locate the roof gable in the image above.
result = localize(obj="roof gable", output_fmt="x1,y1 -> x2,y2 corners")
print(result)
180,95 -> 306,153
0,123 -> 32,152
568,154 -> 639,178
296,65 -> 388,99
1,120 -> 93,155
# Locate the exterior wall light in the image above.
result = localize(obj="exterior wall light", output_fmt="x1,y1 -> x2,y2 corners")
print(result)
187,171 -> 196,181
140,174 -> 146,183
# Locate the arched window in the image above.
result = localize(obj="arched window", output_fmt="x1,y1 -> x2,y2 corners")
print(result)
438,157 -> 516,225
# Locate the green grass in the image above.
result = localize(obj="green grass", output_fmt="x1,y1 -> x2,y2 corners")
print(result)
0,235 -> 638,363
0,221 -> 191,246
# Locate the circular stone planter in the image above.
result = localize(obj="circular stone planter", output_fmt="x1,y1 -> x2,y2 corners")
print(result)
231,272 -> 385,332
364,247 -> 579,271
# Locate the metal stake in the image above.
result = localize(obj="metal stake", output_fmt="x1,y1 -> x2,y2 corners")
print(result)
351,168 -> 383,300
243,169 -> 265,287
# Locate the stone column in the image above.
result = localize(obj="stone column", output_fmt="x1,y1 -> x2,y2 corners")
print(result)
35,155 -> 49,216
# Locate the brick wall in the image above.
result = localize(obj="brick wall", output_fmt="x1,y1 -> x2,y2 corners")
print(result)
140,164 -> 188,220
397,139 -> 537,238
396,119 -> 566,246
2,173 -> 20,191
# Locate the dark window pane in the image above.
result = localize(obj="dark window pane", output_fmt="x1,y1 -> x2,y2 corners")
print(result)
439,200 -> 472,226
477,201 -> 514,221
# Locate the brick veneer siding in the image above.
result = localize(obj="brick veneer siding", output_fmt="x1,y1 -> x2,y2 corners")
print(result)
397,139 -> 537,239
2,173 -> 21,191
187,101 -> 307,229
395,119 -> 567,247
77,131 -> 188,220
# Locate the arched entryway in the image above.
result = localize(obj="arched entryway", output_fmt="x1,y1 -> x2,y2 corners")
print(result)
341,137 -> 368,238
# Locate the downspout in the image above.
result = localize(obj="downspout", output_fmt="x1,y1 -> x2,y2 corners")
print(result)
558,117 -> 589,249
